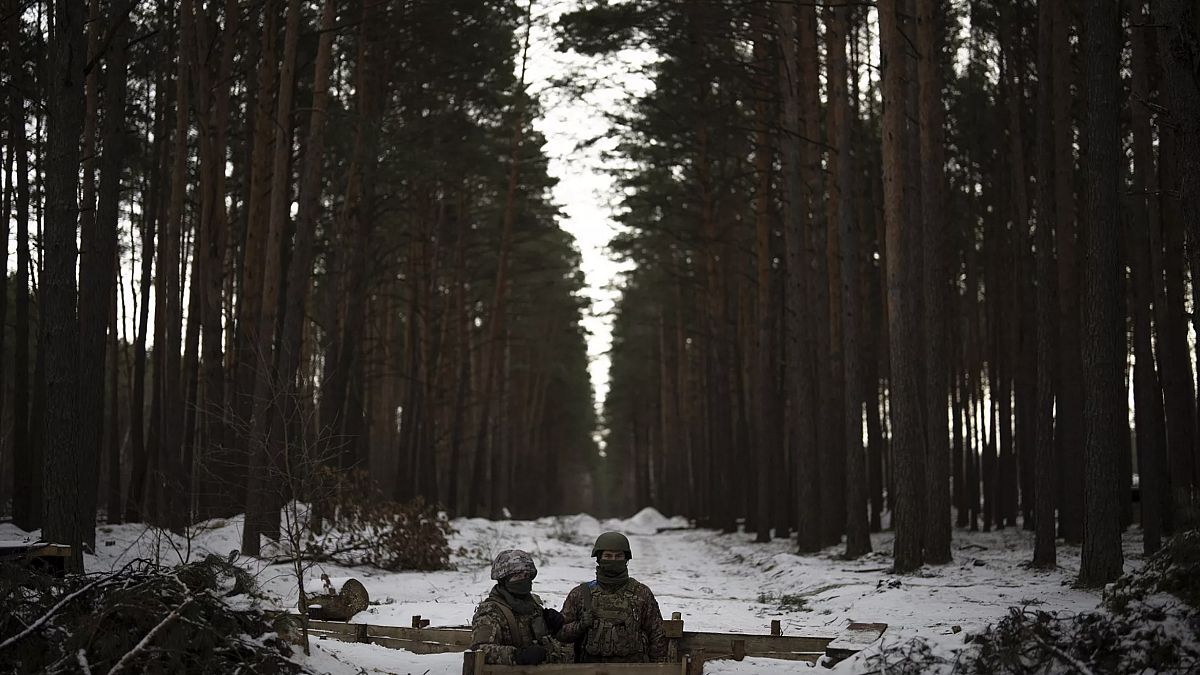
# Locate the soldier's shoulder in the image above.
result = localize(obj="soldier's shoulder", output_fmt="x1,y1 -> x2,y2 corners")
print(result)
627,578 -> 659,599
566,580 -> 594,598
473,598 -> 507,620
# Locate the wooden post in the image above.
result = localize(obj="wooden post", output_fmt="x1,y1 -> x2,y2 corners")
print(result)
733,639 -> 745,661
462,651 -> 486,675
354,623 -> 368,644
770,620 -> 781,637
689,648 -> 705,675
412,615 -> 422,628
665,611 -> 684,663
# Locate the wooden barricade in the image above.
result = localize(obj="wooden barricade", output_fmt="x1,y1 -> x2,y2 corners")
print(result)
295,612 -> 886,672
303,617 -> 473,655
461,652 -> 692,675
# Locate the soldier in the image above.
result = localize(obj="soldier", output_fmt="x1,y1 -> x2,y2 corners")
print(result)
559,531 -> 668,663
470,549 -> 572,665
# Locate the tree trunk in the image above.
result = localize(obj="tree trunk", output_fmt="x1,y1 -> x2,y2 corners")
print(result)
917,0 -> 950,563
42,0 -> 87,571
244,0 -> 303,555
777,0 -> 821,553
9,0 -> 36,530
1053,0 -> 1085,544
1078,0 -> 1124,588
234,0 -> 279,535
468,0 -> 532,517
880,0 -> 924,573
824,2 -> 870,558
79,0 -> 131,544
1130,0 -> 1167,554
1032,0 -> 1058,569
1157,0 -> 1200,512
752,5 -> 774,543
125,67 -> 166,523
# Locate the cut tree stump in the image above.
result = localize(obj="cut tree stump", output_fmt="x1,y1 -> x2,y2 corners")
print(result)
304,577 -> 369,621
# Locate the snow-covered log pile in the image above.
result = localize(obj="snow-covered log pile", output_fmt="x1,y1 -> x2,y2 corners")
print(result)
0,555 -> 304,675
864,530 -> 1200,674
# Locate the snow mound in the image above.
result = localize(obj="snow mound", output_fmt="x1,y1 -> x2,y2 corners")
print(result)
562,513 -> 603,539
615,507 -> 689,534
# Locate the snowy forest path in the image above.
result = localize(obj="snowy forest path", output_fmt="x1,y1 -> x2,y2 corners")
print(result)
9,510 -> 1145,673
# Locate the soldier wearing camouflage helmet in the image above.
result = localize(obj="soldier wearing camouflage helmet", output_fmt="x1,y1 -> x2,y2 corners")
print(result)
470,550 -> 573,665
558,531 -> 668,663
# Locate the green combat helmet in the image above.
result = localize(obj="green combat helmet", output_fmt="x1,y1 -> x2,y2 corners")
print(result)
591,531 -> 633,559
491,549 -> 537,580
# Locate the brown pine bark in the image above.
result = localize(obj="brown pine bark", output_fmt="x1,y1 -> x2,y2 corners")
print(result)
468,0 -> 532,517
42,0 -> 87,571
1032,0 -> 1058,569
1053,0 -> 1085,543
823,9 -> 847,548
274,0 -> 337,524
193,0 -> 240,518
71,0 -> 102,546
917,0 -> 950,563
125,66 -> 167,523
105,284 -> 121,524
1130,0 -> 1167,554
752,5 -> 773,544
9,0 -> 37,530
155,0 -> 194,533
824,2 -> 870,558
880,0 -> 924,572
244,0 -> 303,555
233,0 -> 279,522
79,0 -> 131,543
777,0 -> 821,553
1078,0 -> 1124,588
1000,12 -> 1031,531
1157,0 -> 1200,510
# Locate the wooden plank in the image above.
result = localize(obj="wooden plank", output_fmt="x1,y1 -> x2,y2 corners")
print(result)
368,635 -> 465,655
679,631 -> 834,656
369,623 -> 475,647
480,663 -> 684,675
304,619 -> 359,635
825,622 -> 887,663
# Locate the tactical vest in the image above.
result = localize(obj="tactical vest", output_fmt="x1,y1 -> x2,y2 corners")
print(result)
576,580 -> 646,660
483,596 -> 549,649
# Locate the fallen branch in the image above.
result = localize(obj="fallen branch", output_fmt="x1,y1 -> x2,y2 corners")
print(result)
0,574 -> 115,651
76,648 -> 94,675
1030,633 -> 1096,675
106,596 -> 195,675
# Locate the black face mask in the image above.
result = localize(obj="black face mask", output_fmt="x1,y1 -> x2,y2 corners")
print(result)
596,559 -> 629,586
504,578 -> 533,596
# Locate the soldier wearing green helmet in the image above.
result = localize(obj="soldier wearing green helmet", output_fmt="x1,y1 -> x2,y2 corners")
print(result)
558,531 -> 668,663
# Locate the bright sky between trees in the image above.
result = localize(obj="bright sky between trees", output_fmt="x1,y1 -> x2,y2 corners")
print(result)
523,0 -> 657,427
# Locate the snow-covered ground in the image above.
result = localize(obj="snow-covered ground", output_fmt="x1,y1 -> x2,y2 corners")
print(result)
0,510 -> 1148,674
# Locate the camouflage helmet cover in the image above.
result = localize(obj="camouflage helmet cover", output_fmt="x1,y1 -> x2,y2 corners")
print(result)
591,531 -> 633,559
490,549 -> 537,581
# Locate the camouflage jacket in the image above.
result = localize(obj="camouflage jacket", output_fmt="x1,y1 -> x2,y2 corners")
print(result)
470,589 -> 573,665
559,578 -> 668,662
